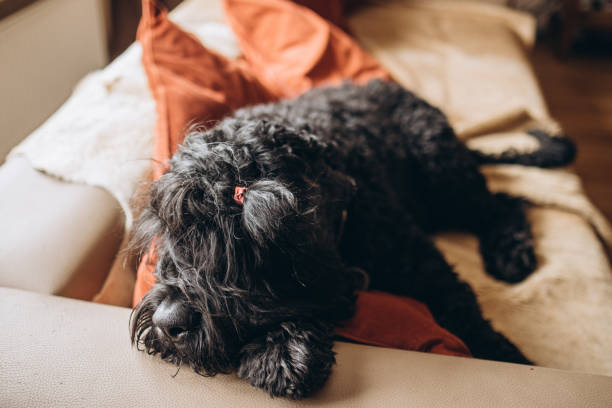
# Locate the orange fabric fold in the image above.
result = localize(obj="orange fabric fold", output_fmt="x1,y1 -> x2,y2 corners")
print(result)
293,0 -> 346,29
138,0 -> 274,178
133,0 -> 471,358
337,291 -> 471,357
223,0 -> 390,98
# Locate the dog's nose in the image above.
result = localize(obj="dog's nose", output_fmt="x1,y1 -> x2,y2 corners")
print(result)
152,296 -> 197,341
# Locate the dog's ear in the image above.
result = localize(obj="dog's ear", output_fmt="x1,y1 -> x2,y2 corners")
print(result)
241,179 -> 298,246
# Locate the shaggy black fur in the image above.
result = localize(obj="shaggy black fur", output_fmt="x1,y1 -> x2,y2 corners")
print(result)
130,79 -> 575,399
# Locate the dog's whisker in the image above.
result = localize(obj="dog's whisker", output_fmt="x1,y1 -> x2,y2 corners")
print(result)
171,362 -> 182,378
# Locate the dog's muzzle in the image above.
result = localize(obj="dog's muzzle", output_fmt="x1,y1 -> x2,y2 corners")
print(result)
152,295 -> 200,342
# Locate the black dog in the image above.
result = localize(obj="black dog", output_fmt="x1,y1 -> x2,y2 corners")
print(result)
130,79 -> 575,399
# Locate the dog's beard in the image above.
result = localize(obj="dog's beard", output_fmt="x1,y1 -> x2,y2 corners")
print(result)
130,290 -> 239,376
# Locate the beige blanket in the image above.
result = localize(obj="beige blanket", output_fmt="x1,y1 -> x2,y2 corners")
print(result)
9,0 -> 612,375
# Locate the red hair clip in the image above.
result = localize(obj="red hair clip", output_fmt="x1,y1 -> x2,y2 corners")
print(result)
234,186 -> 247,205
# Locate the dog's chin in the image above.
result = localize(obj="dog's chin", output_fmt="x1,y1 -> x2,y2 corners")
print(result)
139,326 -> 182,363
135,324 -> 236,376
131,302 -> 237,376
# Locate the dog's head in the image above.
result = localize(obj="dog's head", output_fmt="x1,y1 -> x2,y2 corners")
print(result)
130,118 -> 356,375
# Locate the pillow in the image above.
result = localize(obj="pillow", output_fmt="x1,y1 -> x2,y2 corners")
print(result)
134,0 -> 470,358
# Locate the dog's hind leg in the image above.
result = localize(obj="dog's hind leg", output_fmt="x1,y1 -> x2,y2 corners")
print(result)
341,199 -> 530,364
396,117 -> 537,282
422,166 -> 537,283
384,226 -> 528,364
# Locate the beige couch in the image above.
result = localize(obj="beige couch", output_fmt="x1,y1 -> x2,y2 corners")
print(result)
2,0 -> 612,406
3,285 -> 611,407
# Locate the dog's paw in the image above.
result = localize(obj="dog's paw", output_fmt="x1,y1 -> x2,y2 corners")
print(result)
481,229 -> 537,283
237,322 -> 335,399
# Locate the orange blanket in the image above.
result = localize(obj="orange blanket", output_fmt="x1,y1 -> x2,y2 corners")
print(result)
134,0 -> 470,358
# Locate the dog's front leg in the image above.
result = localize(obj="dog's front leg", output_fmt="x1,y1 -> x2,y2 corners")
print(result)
237,320 -> 335,399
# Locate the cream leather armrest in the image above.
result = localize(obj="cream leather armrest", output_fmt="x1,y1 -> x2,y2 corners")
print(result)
2,287 -> 611,407
0,158 -> 124,300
